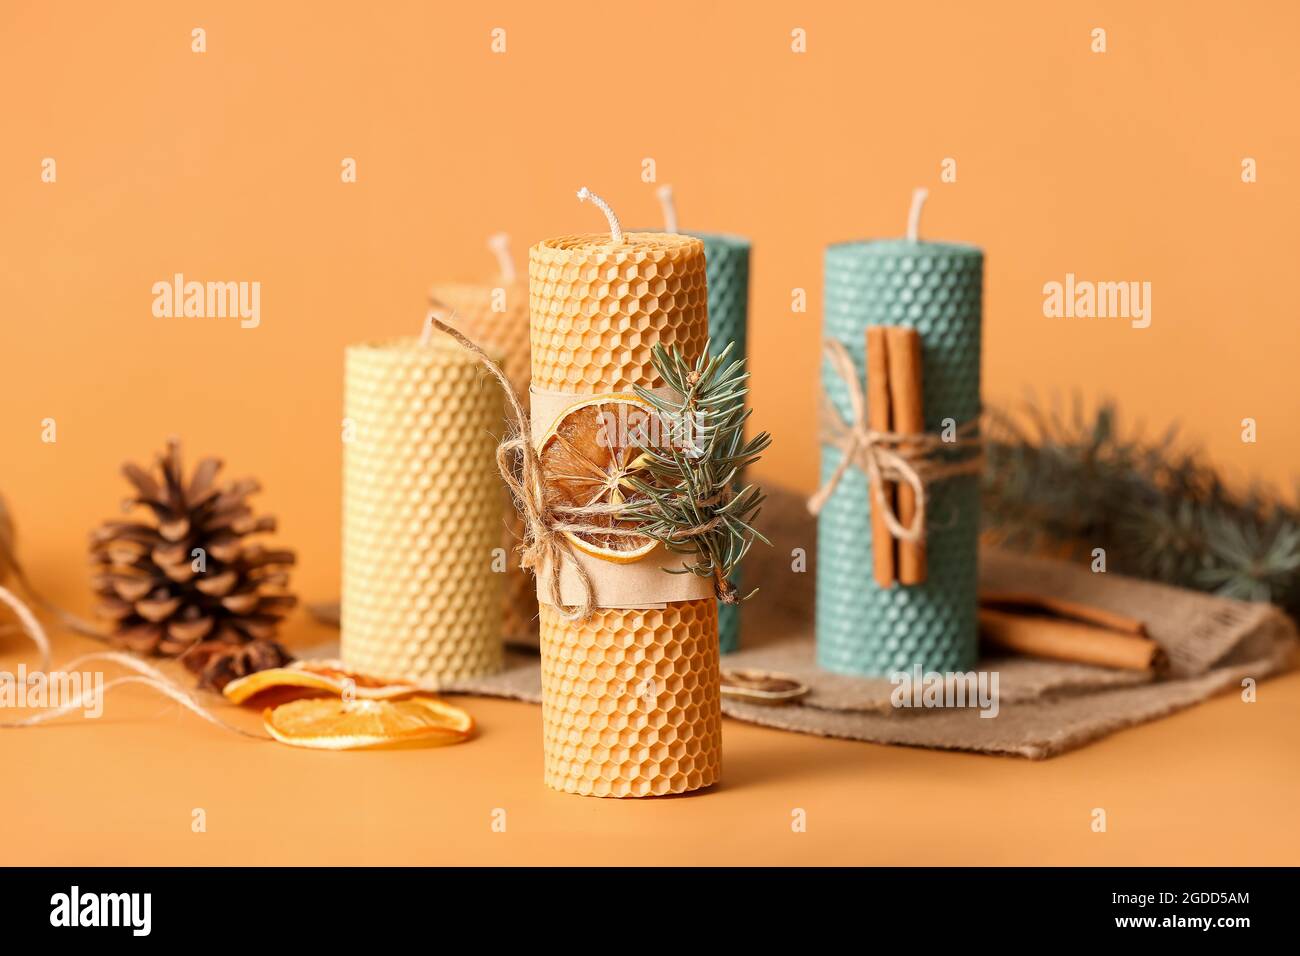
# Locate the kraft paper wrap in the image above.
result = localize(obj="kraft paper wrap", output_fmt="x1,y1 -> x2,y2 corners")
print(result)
431,280 -> 537,648
527,386 -> 713,609
528,231 -> 721,797
341,336 -> 505,685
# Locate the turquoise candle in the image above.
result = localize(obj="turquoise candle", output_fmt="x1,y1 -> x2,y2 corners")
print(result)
694,232 -> 751,654
817,195 -> 983,675
650,188 -> 752,654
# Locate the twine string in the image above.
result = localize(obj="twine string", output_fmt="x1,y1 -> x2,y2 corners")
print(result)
423,313 -> 597,621
0,649 -> 268,738
0,583 -> 51,672
0,549 -> 106,643
807,338 -> 983,538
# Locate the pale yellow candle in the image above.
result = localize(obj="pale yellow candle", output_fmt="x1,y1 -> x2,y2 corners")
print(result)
342,335 -> 504,684
430,234 -> 535,646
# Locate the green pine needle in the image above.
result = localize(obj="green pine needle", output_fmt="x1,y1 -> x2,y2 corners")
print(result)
620,341 -> 772,603
983,398 -> 1300,619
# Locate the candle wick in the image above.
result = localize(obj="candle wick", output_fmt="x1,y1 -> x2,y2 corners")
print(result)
576,186 -> 624,244
487,232 -> 517,284
657,184 -> 679,234
906,187 -> 928,243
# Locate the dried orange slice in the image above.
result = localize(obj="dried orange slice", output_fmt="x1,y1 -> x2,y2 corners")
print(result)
223,659 -> 417,706
538,394 -> 661,563
263,695 -> 474,750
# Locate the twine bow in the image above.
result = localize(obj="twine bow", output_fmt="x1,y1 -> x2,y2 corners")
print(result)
807,338 -> 982,541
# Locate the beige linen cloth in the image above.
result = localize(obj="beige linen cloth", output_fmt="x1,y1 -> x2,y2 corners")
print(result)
310,488 -> 1297,759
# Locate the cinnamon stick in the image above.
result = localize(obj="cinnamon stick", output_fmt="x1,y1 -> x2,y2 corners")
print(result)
980,592 -> 1147,636
978,608 -> 1165,672
865,327 -> 895,588
884,327 -> 926,584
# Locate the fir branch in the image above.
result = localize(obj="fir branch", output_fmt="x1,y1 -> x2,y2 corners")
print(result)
622,341 -> 772,603
983,397 -> 1300,619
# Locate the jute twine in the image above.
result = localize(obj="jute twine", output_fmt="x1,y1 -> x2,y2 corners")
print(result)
0,549 -> 104,648
0,648 -> 267,737
807,338 -> 983,540
0,507 -> 260,738
423,312 -> 730,620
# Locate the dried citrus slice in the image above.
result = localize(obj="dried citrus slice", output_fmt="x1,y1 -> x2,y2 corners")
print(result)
263,695 -> 474,750
223,659 -> 417,705
538,393 -> 661,563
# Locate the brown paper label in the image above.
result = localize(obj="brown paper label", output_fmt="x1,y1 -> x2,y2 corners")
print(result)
529,386 -> 714,609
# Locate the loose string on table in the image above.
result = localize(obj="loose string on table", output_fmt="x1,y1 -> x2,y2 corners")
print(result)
0,647 -> 268,738
0,546 -> 106,649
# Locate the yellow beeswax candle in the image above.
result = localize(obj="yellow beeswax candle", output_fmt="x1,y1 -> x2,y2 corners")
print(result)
342,334 -> 505,685
431,234 -> 532,401
430,234 -> 535,647
529,188 -> 721,798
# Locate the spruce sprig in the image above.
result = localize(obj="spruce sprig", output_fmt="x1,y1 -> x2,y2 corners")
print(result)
983,398 -> 1300,619
621,341 -> 772,603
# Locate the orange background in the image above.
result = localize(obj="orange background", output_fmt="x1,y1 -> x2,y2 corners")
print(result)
3,629 -> 1296,865
2,2 -> 1299,865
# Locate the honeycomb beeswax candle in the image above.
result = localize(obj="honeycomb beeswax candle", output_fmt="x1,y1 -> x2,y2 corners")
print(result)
430,234 -> 535,647
816,189 -> 983,676
342,333 -> 505,684
529,188 -> 721,798
657,186 -> 752,653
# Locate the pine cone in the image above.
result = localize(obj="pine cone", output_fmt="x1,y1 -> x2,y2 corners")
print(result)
89,439 -> 298,665
183,636 -> 292,691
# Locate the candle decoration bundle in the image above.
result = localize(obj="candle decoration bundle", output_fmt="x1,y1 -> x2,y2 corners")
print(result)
529,223 -> 720,797
430,234 -> 536,647
812,192 -> 985,676
510,188 -> 771,797
341,336 -> 505,685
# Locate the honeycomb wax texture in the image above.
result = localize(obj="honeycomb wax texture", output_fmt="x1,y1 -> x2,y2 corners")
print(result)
431,280 -> 531,396
529,231 -> 721,797
342,336 -> 505,684
538,599 -> 721,797
818,240 -> 983,676
694,233 -> 751,653
431,280 -> 537,647
529,233 -> 709,393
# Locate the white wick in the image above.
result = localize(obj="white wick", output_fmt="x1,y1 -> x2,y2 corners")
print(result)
906,187 -> 929,242
657,184 -> 679,234
576,186 -> 624,244
487,232 -> 517,284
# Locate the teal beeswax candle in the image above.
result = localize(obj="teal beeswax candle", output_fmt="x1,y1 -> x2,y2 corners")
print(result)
816,193 -> 983,675
695,232 -> 751,653
655,187 -> 752,653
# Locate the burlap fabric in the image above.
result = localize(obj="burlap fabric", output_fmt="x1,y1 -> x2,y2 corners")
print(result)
308,487 -> 1297,758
